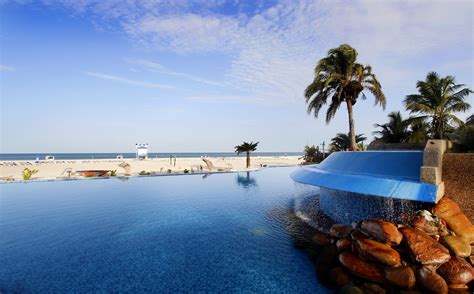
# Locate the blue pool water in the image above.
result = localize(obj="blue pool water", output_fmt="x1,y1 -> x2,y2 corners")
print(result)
0,167 -> 329,293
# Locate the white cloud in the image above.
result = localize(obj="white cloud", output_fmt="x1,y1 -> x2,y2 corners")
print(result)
0,64 -> 15,72
119,1 -> 473,104
125,58 -> 224,86
187,94 -> 268,105
25,0 -> 474,105
85,71 -> 173,89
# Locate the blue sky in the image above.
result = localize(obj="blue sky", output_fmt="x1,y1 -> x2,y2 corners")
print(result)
1,0 -> 473,153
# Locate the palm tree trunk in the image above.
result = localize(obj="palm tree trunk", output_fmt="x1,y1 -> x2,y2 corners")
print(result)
438,119 -> 444,139
346,99 -> 357,150
432,118 -> 442,139
246,151 -> 250,168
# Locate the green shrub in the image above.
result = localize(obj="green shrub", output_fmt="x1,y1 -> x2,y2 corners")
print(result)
303,145 -> 325,163
22,168 -> 38,180
183,169 -> 189,174
109,170 -> 117,176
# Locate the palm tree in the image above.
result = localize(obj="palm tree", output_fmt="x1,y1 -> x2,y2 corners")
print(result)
357,142 -> 366,151
330,133 -> 366,152
303,145 -> 323,163
234,141 -> 259,168
304,44 -> 386,149
373,111 -> 410,143
404,72 -> 472,139
407,119 -> 430,144
450,116 -> 474,152
373,111 -> 431,144
466,114 -> 474,126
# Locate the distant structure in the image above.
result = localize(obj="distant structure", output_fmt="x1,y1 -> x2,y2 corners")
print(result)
135,143 -> 149,160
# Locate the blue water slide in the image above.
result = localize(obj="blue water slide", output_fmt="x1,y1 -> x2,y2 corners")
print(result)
291,151 -> 437,203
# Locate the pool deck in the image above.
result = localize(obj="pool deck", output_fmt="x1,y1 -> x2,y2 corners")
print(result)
0,156 -> 302,182
443,153 -> 474,222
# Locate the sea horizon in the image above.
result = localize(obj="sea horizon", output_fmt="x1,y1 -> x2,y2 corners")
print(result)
0,152 -> 303,161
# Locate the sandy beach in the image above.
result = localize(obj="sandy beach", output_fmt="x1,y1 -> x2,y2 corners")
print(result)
0,156 -> 303,182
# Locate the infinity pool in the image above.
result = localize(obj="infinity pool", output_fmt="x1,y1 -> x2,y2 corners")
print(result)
0,167 -> 329,292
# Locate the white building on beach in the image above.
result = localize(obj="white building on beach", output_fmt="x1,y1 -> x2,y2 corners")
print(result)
135,143 -> 149,160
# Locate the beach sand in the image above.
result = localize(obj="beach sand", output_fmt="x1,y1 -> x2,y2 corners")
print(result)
0,156 -> 303,182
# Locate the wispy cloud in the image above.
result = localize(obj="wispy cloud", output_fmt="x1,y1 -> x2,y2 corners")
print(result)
25,0 -> 474,105
118,0 -> 473,104
125,58 -> 224,86
187,94 -> 268,105
0,64 -> 15,72
84,71 -> 173,89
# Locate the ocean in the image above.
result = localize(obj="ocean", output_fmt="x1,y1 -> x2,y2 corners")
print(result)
0,152 -> 303,161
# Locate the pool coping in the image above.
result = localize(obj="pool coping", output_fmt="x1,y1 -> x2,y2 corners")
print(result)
0,165 -> 296,185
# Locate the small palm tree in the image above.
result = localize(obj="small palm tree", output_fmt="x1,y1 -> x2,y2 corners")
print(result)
357,142 -> 366,151
373,111 -> 430,144
305,44 -> 386,150
407,119 -> 430,144
373,111 -> 411,143
235,141 -> 259,168
330,133 -> 366,151
303,145 -> 323,163
404,72 -> 472,139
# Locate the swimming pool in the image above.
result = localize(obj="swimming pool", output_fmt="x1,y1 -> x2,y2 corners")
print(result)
0,167 -> 329,292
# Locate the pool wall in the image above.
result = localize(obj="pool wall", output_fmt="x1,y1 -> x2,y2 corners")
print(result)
291,150 -> 438,203
317,187 -> 429,224
291,140 -> 455,203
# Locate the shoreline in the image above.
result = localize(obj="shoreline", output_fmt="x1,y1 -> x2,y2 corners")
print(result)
0,155 -> 303,182
0,169 -> 250,185
0,152 -> 303,161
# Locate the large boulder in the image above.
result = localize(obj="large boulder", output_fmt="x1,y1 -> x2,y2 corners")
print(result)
360,220 -> 402,245
338,252 -> 385,283
361,283 -> 386,294
385,266 -> 416,289
350,230 -> 368,241
432,197 -> 474,244
412,210 -> 447,236
437,257 -> 474,285
316,244 -> 339,282
330,224 -> 352,238
440,235 -> 471,258
400,227 -> 451,265
338,285 -> 364,294
416,267 -> 448,294
329,266 -> 352,287
355,239 -> 401,266
336,238 -> 353,252
311,231 -> 332,246
447,284 -> 470,292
